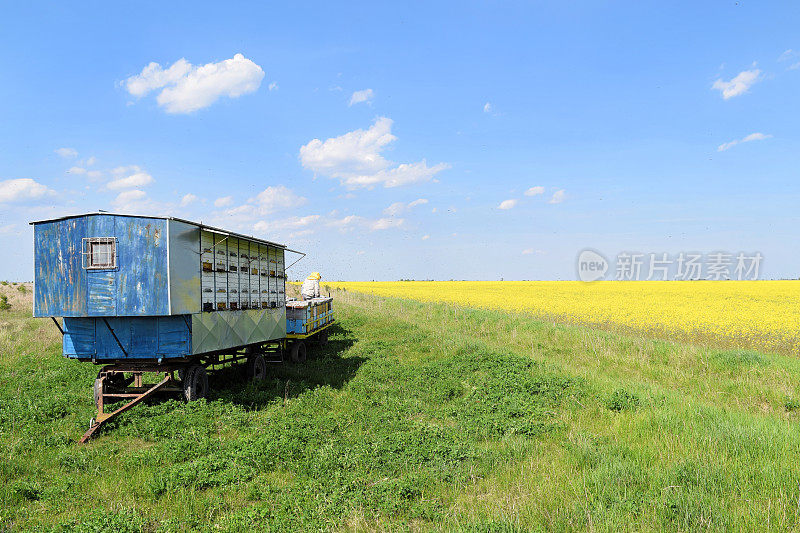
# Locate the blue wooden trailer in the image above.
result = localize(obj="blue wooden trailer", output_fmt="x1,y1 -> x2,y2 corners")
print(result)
31,212 -> 333,442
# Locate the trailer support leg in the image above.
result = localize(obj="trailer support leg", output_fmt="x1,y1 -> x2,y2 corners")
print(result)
79,374 -> 173,443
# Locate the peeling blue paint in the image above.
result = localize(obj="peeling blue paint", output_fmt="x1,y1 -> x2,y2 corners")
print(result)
63,316 -> 191,359
33,213 -> 290,361
33,215 -> 169,317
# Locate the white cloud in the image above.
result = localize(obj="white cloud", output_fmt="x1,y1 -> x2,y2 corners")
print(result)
67,166 -> 86,175
214,196 -> 234,207
254,214 -> 320,232
717,132 -> 772,152
85,156 -> 96,166
778,49 -> 800,69
383,202 -> 406,216
382,198 -> 429,216
323,214 -> 404,233
87,170 -> 102,179
498,199 -> 518,210
349,88 -> 374,106
55,147 -> 78,158
268,82 -> 278,91
301,117 -> 395,176
126,59 -> 192,97
712,69 -> 761,99
111,189 -> 152,213
0,224 -> 17,234
327,215 -> 363,229
343,161 -> 449,189
125,54 -> 265,113
180,193 -> 198,207
299,117 -> 449,189
370,217 -> 404,231
217,186 -> 306,226
0,179 -> 54,203
548,189 -> 566,204
114,189 -> 146,204
524,186 -> 545,196
107,166 -> 154,189
483,102 -> 492,113
249,186 -> 306,214
421,234 -> 430,241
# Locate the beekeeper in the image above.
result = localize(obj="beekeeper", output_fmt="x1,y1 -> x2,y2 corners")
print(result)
300,272 -> 322,300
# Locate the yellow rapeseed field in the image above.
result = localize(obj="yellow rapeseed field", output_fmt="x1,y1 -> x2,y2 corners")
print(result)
327,281 -> 800,354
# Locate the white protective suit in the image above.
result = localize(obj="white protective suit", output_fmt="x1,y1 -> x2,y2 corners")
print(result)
301,273 -> 321,300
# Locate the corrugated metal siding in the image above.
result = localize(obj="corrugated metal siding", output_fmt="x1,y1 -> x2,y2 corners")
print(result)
191,307 -> 286,355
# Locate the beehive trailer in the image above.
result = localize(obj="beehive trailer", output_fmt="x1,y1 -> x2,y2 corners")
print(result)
285,297 -> 335,363
29,212 -> 328,442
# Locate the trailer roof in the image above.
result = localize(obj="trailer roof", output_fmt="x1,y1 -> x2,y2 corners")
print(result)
29,212 -> 288,249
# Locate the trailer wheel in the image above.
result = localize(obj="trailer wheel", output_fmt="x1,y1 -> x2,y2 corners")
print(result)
247,354 -> 267,382
316,329 -> 329,347
182,365 -> 208,401
290,341 -> 307,364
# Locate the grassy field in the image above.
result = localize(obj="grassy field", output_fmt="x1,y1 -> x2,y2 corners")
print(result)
327,281 -> 800,355
2,282 -> 800,531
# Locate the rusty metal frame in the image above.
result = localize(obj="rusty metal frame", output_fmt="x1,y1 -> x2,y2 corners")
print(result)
80,368 -> 181,443
78,340 -> 287,442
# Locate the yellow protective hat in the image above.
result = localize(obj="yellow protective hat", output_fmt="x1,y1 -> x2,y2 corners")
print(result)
307,272 -> 321,280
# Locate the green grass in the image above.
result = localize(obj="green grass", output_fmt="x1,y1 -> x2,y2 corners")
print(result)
2,286 -> 800,531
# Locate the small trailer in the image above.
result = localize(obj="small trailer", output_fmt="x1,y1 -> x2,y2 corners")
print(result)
285,297 -> 335,361
30,213 -> 332,442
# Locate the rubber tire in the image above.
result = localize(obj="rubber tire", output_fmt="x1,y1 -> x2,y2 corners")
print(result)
182,365 -> 208,401
290,341 -> 307,364
247,354 -> 267,382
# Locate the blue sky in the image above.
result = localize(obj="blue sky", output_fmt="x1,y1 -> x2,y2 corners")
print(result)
1,1 -> 799,281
